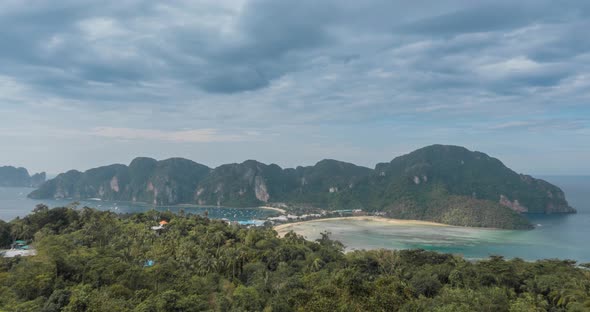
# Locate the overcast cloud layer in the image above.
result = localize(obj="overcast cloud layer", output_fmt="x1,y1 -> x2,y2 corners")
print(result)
1,0 -> 589,175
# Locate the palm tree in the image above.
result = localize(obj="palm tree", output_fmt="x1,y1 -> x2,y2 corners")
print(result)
310,258 -> 324,272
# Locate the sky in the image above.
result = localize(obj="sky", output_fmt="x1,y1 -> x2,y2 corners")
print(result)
0,0 -> 589,175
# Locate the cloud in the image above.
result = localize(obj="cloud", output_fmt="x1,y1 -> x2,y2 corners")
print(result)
1,0 -> 588,100
92,127 -> 256,143
487,119 -> 589,131
398,3 -> 540,35
0,1 -> 589,174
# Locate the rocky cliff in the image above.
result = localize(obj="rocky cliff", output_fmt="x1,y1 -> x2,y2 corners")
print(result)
0,166 -> 46,187
370,145 -> 575,215
28,145 -> 576,229
28,158 -> 211,205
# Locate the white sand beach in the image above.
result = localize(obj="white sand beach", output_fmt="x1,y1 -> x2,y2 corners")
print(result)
1,249 -> 37,258
274,216 -> 448,236
258,206 -> 287,214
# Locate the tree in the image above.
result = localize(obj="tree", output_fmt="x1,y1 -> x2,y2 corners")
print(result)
232,285 -> 262,311
1,206 -> 589,312
0,220 -> 12,248
410,271 -> 442,298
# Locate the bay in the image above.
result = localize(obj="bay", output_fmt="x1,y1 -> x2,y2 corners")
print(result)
279,176 -> 590,262
1,176 -> 588,262
0,187 -> 277,222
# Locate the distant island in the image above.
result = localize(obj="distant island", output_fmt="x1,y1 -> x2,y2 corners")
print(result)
28,145 -> 575,229
0,166 -> 46,188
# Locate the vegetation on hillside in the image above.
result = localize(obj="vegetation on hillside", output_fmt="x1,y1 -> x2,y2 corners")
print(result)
1,206 -> 589,311
27,145 -> 575,229
0,166 -> 45,188
371,145 -> 574,214
29,159 -> 211,205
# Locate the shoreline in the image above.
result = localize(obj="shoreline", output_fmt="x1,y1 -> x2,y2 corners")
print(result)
274,216 -> 449,235
257,206 -> 287,214
29,197 -> 286,213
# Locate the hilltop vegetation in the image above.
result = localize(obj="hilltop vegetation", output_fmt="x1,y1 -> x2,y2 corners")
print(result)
28,158 -> 211,205
0,206 -> 589,311
28,145 -> 575,229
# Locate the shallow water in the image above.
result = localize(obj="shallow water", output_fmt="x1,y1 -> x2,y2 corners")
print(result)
1,176 -> 588,261
0,187 -> 277,222
281,176 -> 590,262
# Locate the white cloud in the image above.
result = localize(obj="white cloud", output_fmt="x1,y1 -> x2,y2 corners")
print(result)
488,121 -> 536,130
91,127 -> 256,143
78,18 -> 129,41
0,0 -> 588,174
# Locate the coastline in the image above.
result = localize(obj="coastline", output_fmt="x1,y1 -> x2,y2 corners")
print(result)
274,216 -> 449,236
258,206 -> 287,214
29,196 -> 286,213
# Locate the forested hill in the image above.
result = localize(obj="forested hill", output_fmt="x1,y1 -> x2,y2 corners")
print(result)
0,166 -> 46,187
28,145 -> 575,229
1,207 -> 589,311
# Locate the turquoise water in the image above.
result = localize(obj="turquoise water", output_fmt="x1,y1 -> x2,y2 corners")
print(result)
1,176 -> 588,262
282,176 -> 590,262
0,188 -> 277,222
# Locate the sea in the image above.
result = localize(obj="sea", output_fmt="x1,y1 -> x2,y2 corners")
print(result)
0,189 -> 277,224
279,176 -> 590,262
1,176 -> 589,262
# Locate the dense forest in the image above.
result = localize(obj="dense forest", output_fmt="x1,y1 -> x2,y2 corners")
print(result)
1,206 -> 589,311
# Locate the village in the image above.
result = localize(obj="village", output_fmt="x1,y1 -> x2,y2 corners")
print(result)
223,208 -> 388,228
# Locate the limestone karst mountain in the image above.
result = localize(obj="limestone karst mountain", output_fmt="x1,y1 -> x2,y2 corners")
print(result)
29,145 -> 575,229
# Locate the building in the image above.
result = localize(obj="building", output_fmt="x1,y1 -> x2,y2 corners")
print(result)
2,240 -> 36,258
151,220 -> 169,233
352,209 -> 367,216
12,240 -> 29,250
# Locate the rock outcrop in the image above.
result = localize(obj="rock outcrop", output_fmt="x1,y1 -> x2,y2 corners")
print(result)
0,166 -> 46,187
28,145 -> 576,229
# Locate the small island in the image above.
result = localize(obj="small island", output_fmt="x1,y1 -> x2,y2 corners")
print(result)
0,166 -> 46,188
